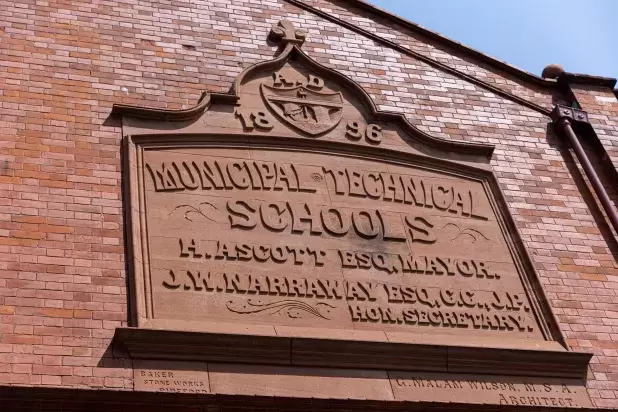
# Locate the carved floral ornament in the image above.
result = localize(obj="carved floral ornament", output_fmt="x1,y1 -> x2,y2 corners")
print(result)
110,19 -> 592,395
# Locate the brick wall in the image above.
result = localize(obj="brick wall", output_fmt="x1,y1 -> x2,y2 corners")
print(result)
0,0 -> 617,407
570,85 -> 618,177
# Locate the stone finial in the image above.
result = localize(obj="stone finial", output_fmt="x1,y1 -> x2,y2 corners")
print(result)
541,64 -> 565,79
268,19 -> 306,47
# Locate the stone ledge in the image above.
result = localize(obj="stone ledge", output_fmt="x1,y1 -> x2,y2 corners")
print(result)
113,327 -> 592,380
0,380 -> 596,411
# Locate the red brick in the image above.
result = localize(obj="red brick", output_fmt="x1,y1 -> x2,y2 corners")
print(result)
0,0 -> 616,406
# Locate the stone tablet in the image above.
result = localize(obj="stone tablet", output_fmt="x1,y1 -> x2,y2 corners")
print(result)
114,22 -> 585,380
111,19 -> 593,407
134,360 -> 209,394
141,146 -> 538,343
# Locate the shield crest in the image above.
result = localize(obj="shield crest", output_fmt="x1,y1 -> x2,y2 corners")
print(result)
261,84 -> 343,136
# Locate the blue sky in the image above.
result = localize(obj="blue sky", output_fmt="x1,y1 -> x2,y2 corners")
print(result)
369,0 -> 618,81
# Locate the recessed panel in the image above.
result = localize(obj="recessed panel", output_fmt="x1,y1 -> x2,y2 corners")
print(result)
136,146 -> 543,343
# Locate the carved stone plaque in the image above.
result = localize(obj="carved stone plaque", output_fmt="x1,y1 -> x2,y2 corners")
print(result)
141,147 -> 542,344
391,371 -> 593,408
121,39 -> 562,348
114,22 -> 590,400
134,360 -> 209,394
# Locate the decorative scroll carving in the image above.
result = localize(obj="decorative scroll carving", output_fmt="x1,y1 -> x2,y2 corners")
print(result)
172,202 -> 224,223
391,371 -> 592,408
235,109 -> 274,131
131,147 -> 564,347
111,22 -> 496,158
160,267 -> 533,332
146,160 -> 315,193
226,299 -> 336,320
346,121 -> 382,144
442,223 -> 489,243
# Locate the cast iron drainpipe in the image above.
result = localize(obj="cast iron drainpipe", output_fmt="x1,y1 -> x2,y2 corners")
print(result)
551,105 -> 618,236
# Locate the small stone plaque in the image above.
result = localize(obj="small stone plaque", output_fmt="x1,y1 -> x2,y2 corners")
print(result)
134,360 -> 209,394
390,371 -> 592,408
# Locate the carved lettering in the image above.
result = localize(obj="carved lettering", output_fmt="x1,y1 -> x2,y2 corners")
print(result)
147,160 -> 317,193
272,71 -> 294,87
235,109 -> 274,131
345,121 -> 383,144
224,199 -> 437,243
321,166 -> 488,220
336,249 -> 501,279
162,270 -> 181,289
200,241 -> 327,267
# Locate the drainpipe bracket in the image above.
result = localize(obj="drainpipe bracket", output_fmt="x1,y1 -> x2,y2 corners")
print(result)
550,105 -> 590,127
